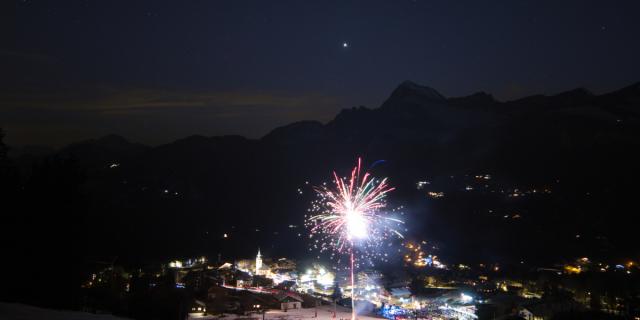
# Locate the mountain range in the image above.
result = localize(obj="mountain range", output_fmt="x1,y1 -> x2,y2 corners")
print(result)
8,80 -> 640,266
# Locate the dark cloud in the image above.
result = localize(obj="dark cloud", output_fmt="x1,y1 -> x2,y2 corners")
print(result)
0,86 -> 342,146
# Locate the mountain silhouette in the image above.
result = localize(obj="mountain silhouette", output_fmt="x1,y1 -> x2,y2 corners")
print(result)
11,81 -> 640,265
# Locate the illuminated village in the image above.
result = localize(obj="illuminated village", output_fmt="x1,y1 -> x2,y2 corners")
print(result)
80,243 -> 639,320
76,167 -> 640,320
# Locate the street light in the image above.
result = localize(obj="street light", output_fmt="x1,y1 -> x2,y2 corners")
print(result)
253,304 -> 265,320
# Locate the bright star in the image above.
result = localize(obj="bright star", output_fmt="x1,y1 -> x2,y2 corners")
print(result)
342,42 -> 349,48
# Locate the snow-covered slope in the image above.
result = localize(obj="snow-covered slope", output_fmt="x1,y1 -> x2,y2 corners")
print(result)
0,303 -> 130,320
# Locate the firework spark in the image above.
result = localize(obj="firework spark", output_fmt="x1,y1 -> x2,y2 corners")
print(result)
305,158 -> 404,320
305,158 -> 404,261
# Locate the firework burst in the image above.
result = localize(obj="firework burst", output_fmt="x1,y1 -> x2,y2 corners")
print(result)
305,158 -> 405,263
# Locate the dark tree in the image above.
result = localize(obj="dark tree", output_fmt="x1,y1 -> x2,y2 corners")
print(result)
0,128 -> 7,161
0,128 -> 15,185
0,128 -> 21,303
409,275 -> 428,296
2,152 -> 88,309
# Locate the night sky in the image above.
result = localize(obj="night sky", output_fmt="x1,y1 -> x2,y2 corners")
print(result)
2,0 -> 639,147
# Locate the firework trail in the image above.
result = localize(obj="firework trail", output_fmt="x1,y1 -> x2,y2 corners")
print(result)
305,158 -> 404,320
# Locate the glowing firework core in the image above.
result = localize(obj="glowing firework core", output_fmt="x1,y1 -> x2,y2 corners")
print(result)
346,206 -> 368,240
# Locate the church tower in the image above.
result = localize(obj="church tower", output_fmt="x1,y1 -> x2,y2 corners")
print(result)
255,249 -> 262,275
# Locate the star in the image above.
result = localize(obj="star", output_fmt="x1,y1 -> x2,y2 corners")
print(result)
342,42 -> 349,48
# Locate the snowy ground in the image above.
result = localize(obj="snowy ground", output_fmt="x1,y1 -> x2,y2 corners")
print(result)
0,302 -> 383,320
0,302 -> 130,320
188,304 -> 385,320
266,304 -> 383,320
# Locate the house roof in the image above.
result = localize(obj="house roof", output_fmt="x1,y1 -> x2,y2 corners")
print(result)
275,291 -> 303,303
